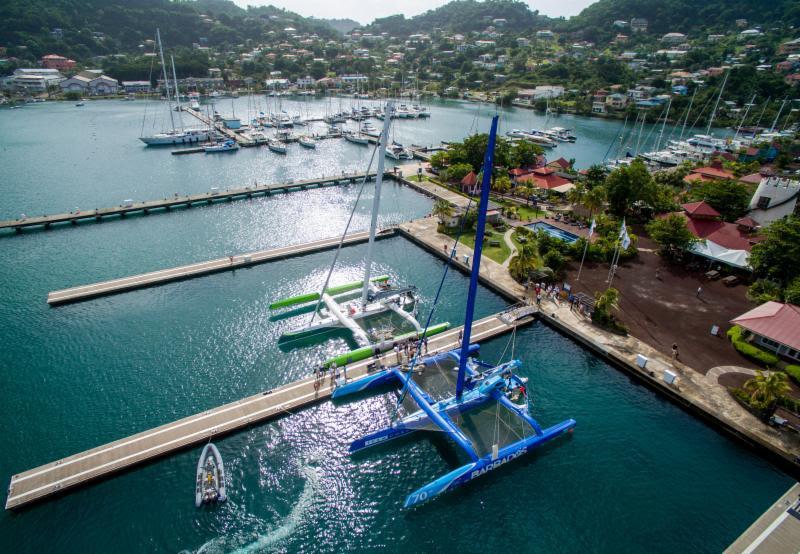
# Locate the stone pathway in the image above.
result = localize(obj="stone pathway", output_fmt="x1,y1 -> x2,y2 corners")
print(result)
502,228 -> 518,268
706,365 -> 760,385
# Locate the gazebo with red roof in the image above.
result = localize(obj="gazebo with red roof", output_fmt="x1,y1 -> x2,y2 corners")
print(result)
460,171 -> 479,195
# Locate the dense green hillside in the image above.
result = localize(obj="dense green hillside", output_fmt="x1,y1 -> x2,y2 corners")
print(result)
366,0 -> 545,35
0,0 -> 338,62
562,0 -> 800,40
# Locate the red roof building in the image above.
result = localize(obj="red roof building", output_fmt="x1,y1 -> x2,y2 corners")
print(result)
41,54 -> 76,71
514,167 -> 573,191
460,171 -> 479,195
546,157 -> 571,171
731,302 -> 800,361
683,161 -> 737,183
681,200 -> 721,218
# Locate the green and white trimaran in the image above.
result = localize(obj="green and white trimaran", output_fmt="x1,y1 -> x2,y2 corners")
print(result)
270,102 -> 449,362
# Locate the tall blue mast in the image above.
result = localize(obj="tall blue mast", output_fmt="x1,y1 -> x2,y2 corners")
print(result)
456,115 -> 498,399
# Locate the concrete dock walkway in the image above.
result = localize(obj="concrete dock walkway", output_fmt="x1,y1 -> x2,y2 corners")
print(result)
725,483 -> 800,553
5,310 -> 533,510
48,229 -> 392,305
0,172 -> 377,232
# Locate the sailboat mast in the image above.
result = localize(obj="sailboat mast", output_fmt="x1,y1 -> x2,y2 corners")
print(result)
171,55 -> 184,130
679,87 -> 696,140
156,29 -> 175,130
706,69 -> 729,135
456,115 -> 499,399
770,97 -> 788,133
360,101 -> 394,307
655,96 -> 672,152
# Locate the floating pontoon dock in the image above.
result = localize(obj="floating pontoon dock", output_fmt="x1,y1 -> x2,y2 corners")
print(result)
5,308 -> 537,510
0,173 -> 377,232
47,229 -> 394,305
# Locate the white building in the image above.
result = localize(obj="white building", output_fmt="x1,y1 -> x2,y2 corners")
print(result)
9,68 -> 65,92
536,30 -> 554,40
296,76 -> 316,87
748,177 -> 800,226
662,33 -> 687,44
60,72 -> 119,95
121,81 -> 151,93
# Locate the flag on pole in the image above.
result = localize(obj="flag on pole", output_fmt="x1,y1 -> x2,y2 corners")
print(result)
587,218 -> 596,238
621,226 -> 631,250
618,218 -> 627,239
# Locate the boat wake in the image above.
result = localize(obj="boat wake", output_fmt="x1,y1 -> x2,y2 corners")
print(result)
195,459 -> 321,554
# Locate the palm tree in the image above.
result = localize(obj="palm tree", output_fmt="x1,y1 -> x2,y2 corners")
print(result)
583,186 -> 606,217
566,182 -> 586,208
743,371 -> 790,415
594,287 -> 620,314
432,199 -> 454,224
509,243 -> 538,283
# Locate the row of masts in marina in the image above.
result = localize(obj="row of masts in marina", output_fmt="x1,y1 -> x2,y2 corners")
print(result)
605,72 -> 796,171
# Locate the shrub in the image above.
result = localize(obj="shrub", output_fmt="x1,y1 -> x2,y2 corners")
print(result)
542,249 -> 565,272
727,325 -> 780,366
785,365 -> 800,386
591,308 -> 628,335
747,279 -> 781,304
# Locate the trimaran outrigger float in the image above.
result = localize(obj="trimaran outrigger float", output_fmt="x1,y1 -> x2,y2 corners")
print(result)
270,102 -> 450,365
333,116 -> 576,508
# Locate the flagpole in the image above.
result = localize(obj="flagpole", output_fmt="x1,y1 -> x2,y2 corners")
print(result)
576,218 -> 594,282
576,239 -> 589,281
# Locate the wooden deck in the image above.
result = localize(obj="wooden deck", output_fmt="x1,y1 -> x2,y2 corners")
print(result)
47,229 -> 393,305
5,309 -> 536,510
0,172 -> 377,232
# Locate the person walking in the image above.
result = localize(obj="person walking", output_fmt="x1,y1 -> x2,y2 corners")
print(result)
696,286 -> 702,299
671,343 -> 679,363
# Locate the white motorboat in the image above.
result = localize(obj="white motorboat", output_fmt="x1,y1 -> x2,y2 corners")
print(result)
195,443 -> 227,507
204,139 -> 239,153
299,136 -> 317,149
268,140 -> 287,154
344,131 -> 370,145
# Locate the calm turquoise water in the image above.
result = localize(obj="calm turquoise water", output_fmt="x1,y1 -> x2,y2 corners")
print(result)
0,100 -> 790,553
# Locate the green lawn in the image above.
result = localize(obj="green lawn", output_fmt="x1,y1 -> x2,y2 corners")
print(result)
492,197 -> 546,222
441,227 -> 511,265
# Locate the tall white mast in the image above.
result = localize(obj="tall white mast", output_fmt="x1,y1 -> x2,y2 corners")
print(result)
156,28 -> 175,130
360,101 -> 394,308
706,69 -> 729,135
170,55 -> 184,131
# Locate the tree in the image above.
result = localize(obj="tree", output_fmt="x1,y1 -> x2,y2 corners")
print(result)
429,151 -> 449,170
432,199 -> 454,224
582,186 -> 606,217
604,160 -> 655,216
687,179 -> 752,222
508,140 -> 543,168
584,165 -> 606,190
749,215 -> 800,288
446,133 -> 510,172
542,249 -> 565,273
784,277 -> 800,305
747,279 -> 782,304
443,162 -> 473,183
509,243 -> 537,283
493,174 -> 512,194
594,287 -> 620,314
743,371 -> 790,416
646,214 -> 697,262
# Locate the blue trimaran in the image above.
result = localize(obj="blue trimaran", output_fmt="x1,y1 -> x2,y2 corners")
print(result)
333,116 -> 576,508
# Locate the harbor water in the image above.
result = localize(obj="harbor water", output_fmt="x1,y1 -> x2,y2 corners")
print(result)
0,99 -> 790,553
